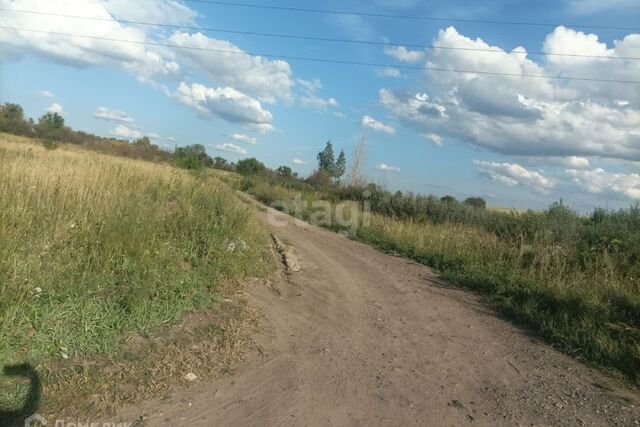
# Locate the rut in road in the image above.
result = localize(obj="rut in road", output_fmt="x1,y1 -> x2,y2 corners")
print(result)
114,204 -> 640,426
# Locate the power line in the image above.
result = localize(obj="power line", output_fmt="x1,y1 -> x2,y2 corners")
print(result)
1,8 -> 637,61
182,0 -> 640,32
3,26 -> 639,84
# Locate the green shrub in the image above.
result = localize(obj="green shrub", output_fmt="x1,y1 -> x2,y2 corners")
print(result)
174,144 -> 212,170
34,112 -> 65,141
464,197 -> 486,209
0,103 -> 33,136
41,139 -> 58,150
236,158 -> 266,175
276,165 -> 293,177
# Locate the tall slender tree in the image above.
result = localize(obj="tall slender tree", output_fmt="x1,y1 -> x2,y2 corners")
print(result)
334,150 -> 346,183
317,140 -> 335,173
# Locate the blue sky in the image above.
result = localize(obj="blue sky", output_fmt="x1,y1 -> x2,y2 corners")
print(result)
1,0 -> 639,211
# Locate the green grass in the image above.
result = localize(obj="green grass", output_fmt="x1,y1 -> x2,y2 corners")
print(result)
239,175 -> 640,385
0,134 -> 274,414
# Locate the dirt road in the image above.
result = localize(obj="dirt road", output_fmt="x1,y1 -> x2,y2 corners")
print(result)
116,205 -> 640,426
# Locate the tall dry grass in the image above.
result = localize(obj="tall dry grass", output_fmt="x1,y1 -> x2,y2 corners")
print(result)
0,134 -> 273,412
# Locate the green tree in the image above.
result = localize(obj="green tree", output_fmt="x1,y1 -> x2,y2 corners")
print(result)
0,103 -> 33,136
545,199 -> 579,243
0,103 -> 24,122
212,156 -> 229,170
174,144 -> 212,170
464,197 -> 486,209
317,140 -> 335,174
334,150 -> 346,182
317,141 -> 346,183
133,136 -> 152,146
276,165 -> 293,177
440,195 -> 457,204
35,112 -> 65,140
236,158 -> 266,175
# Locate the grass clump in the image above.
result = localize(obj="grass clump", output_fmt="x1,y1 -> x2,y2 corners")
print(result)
0,134 -> 273,413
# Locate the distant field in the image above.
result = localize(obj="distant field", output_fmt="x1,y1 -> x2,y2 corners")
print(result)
0,134 -> 274,415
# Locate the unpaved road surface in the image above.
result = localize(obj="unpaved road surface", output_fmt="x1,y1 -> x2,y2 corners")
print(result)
116,205 -> 640,426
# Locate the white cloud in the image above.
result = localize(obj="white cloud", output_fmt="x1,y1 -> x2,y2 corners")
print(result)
0,0 -> 296,129
292,158 -> 308,165
377,163 -> 401,172
517,155 -> 592,171
486,172 -> 519,187
46,102 -> 64,114
215,143 -> 247,155
111,124 -> 142,139
543,26 -> 611,61
167,136 -> 177,142
541,27 -> 640,100
175,82 -> 274,131
300,94 -> 338,110
168,32 -> 293,103
561,156 -> 591,169
37,90 -> 55,98
384,46 -> 425,63
297,78 -> 323,91
296,77 -> 338,111
249,123 -> 276,134
380,89 -> 448,121
378,26 -> 640,162
547,156 -> 591,169
424,133 -> 443,146
109,126 -> 158,141
362,115 -> 395,134
231,133 -> 257,144
93,107 -> 134,123
0,0 -> 182,82
376,67 -> 402,78
567,168 -> 640,200
474,160 -> 554,193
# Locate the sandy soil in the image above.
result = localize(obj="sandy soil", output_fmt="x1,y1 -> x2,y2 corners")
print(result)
114,205 -> 640,426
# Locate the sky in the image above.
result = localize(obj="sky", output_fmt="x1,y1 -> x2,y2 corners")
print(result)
0,0 -> 639,211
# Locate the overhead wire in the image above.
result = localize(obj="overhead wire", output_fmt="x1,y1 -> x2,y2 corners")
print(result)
2,25 -> 638,84
1,8 -> 637,61
181,0 -> 640,32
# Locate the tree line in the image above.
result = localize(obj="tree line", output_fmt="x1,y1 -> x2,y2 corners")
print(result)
0,103 -> 172,162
